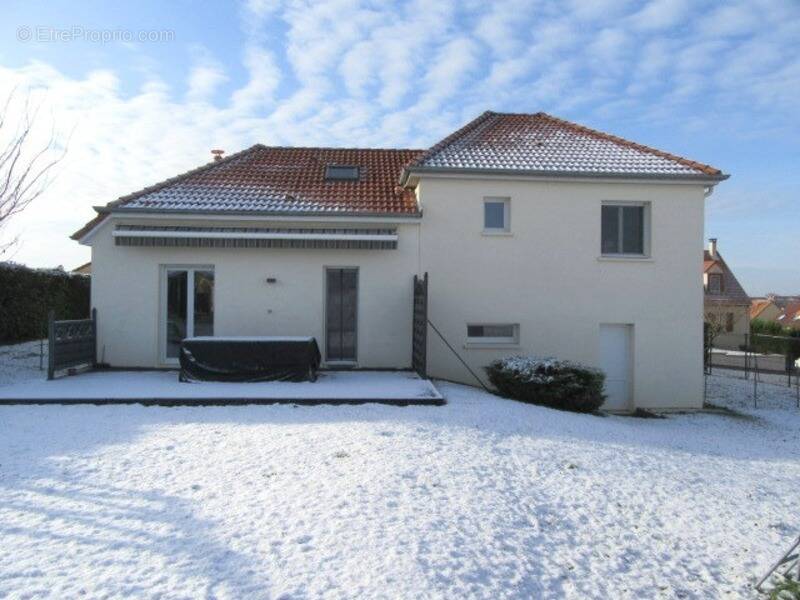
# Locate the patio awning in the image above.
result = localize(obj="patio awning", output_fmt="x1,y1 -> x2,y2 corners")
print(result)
113,225 -> 398,249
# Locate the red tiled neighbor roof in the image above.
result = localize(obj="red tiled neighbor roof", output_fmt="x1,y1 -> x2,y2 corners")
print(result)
750,299 -> 775,320
776,302 -> 800,329
72,145 -> 423,239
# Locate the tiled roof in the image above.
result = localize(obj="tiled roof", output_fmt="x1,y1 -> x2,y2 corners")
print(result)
776,302 -> 800,329
73,110 -> 729,240
72,145 -> 423,239
750,299 -> 775,319
703,250 -> 750,306
409,111 -> 726,180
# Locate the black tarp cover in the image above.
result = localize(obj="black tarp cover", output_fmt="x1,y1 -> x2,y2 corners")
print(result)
180,337 -> 321,382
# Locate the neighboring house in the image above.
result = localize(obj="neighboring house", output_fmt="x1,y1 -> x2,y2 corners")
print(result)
703,239 -> 750,349
776,302 -> 800,330
750,298 -> 782,323
750,295 -> 800,329
72,111 -> 728,411
71,261 -> 92,275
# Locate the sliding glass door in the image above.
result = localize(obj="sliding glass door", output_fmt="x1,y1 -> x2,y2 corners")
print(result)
162,266 -> 214,362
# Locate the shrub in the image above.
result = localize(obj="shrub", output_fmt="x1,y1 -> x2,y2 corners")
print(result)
0,262 -> 90,344
769,575 -> 800,600
752,318 -> 786,336
485,356 -> 606,413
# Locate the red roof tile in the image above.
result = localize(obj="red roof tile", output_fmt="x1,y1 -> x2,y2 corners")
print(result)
410,111 -> 726,179
72,145 -> 423,239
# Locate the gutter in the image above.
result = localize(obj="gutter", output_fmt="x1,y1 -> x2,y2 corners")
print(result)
104,206 -> 423,220
399,166 -> 730,187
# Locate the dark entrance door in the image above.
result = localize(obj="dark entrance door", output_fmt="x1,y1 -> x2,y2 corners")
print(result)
325,268 -> 358,362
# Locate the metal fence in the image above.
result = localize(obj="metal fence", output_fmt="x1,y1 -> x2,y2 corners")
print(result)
412,273 -> 428,378
705,329 -> 800,406
705,332 -> 800,379
48,308 -> 97,379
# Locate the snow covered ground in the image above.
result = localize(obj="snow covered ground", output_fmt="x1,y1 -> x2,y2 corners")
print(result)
0,340 -> 799,598
0,339 -> 47,385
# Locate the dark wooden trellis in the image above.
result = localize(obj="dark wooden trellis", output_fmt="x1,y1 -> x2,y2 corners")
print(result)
48,308 -> 97,380
412,273 -> 428,378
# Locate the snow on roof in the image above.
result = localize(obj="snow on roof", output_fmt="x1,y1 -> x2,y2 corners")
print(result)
72,145 -> 423,239
73,111 -> 727,241
410,111 -> 726,179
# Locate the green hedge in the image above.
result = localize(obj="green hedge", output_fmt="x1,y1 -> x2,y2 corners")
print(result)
486,356 -> 606,413
750,319 -> 800,359
0,262 -> 90,344
751,318 -> 786,337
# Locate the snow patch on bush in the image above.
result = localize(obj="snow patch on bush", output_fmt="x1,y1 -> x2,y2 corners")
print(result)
493,355 -> 602,384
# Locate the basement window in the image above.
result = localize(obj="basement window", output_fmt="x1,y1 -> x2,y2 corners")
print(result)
325,165 -> 360,181
466,324 -> 519,345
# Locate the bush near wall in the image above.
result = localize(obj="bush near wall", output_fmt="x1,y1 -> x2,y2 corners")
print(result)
0,262 -> 90,344
485,356 -> 606,413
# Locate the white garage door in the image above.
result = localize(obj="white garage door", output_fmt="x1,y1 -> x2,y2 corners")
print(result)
599,324 -> 633,411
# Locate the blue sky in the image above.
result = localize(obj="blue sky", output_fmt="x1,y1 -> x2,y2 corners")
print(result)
1,0 -> 798,294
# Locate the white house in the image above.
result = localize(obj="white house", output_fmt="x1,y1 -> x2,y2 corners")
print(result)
72,111 -> 728,411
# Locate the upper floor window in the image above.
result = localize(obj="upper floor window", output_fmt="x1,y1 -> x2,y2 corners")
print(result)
484,198 -> 510,232
325,165 -> 360,181
708,273 -> 724,294
601,203 -> 647,256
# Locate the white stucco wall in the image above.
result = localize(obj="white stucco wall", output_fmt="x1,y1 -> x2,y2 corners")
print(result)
89,218 -> 420,369
416,175 -> 707,410
86,174 -> 710,410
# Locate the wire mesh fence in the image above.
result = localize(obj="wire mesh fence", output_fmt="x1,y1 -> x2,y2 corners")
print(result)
704,327 -> 800,407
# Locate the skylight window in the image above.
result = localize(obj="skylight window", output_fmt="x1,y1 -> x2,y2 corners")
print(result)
325,165 -> 360,181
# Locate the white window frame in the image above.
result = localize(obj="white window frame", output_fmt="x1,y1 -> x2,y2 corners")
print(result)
465,323 -> 520,347
483,197 -> 511,234
600,201 -> 651,258
159,264 -> 215,365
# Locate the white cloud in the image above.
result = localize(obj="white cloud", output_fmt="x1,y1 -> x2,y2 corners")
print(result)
700,3 -> 758,37
588,28 -> 629,73
230,45 -> 281,113
187,59 -> 228,102
630,0 -> 690,31
0,0 -> 798,276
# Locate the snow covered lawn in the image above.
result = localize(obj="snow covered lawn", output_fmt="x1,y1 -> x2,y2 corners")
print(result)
0,339 -> 47,385
1,372 -> 799,598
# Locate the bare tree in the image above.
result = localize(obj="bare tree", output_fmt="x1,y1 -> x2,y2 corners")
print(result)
0,88 -> 66,255
704,310 -> 727,351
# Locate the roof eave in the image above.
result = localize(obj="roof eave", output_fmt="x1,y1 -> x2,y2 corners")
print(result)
403,165 -> 729,183
107,206 -> 423,219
